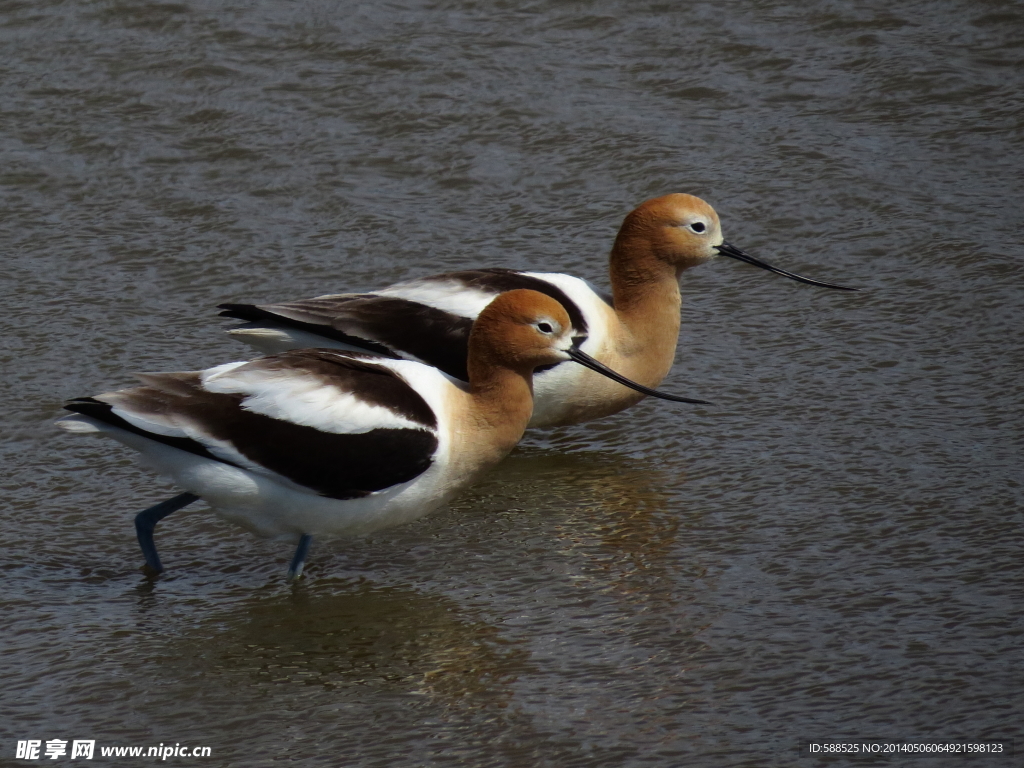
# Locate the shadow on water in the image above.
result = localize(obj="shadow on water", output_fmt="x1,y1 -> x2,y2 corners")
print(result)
139,578 -> 530,708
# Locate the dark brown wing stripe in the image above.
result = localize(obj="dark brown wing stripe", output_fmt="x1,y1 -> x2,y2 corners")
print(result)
66,387 -> 439,500
325,297 -> 473,381
221,269 -> 592,382
64,397 -> 232,466
222,297 -> 475,381
221,418 -> 438,500
218,302 -> 399,358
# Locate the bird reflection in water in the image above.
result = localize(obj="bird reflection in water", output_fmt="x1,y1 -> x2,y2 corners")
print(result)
445,447 -> 709,606
141,581 -> 530,706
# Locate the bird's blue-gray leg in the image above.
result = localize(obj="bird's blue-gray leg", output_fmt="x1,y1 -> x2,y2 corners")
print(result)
288,534 -> 313,580
134,492 -> 200,574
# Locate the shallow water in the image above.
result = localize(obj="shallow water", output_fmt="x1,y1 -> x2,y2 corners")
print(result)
2,1 -> 1022,766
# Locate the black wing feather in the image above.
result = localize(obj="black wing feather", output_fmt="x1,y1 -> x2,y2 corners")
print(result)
64,351 -> 439,500
219,268 -> 596,381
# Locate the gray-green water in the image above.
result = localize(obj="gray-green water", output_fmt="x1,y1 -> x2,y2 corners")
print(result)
2,1 -> 1022,766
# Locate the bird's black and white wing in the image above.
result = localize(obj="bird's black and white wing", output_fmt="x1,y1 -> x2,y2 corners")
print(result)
61,350 -> 441,501
219,268 -> 606,381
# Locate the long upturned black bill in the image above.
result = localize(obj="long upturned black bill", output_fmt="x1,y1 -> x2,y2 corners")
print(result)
715,242 -> 858,291
567,347 -> 712,405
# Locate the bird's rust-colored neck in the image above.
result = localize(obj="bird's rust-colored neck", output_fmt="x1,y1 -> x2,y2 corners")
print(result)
607,220 -> 684,354
465,351 -> 536,445
459,289 -> 570,458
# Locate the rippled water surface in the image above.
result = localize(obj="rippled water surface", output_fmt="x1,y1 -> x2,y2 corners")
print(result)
2,1 -> 1022,766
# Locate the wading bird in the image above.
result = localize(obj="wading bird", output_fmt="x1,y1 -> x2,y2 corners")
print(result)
58,290 -> 702,578
221,193 -> 854,428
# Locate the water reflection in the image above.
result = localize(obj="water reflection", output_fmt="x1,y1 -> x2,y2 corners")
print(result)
130,447 -> 707,715
149,580 -> 529,706
446,446 -> 706,606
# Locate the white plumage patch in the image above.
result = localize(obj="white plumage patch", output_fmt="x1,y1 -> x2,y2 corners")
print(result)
109,406 -> 190,439
202,361 -> 249,380
201,362 -> 425,435
377,278 -> 499,319
55,417 -> 101,434
521,271 -> 610,312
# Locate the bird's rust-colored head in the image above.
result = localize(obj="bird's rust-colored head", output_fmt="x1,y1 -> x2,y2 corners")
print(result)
615,193 -> 725,273
468,289 -> 712,406
468,289 -> 575,375
613,192 -> 856,290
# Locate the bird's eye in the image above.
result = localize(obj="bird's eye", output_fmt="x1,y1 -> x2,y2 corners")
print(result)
537,322 -> 553,334
689,222 -> 706,234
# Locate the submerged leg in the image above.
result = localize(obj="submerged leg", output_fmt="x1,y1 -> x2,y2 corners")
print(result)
287,534 -> 313,580
134,492 -> 200,574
